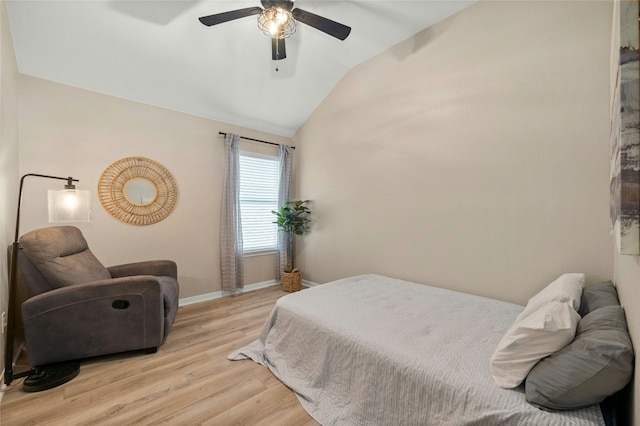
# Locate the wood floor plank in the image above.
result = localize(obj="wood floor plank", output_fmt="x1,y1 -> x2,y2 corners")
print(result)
152,377 -> 270,425
0,286 -> 320,426
202,384 -> 303,426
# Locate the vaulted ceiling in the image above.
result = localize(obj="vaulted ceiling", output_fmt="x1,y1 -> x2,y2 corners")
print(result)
6,1 -> 475,136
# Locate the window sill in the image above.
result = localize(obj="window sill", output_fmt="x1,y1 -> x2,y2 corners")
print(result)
243,250 -> 277,258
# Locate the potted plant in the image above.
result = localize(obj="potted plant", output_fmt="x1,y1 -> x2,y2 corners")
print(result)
272,200 -> 311,292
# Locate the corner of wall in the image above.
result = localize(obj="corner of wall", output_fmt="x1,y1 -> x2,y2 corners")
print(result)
0,0 -> 21,392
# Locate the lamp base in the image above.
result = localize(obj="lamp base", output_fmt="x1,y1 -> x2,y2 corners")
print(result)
22,361 -> 80,392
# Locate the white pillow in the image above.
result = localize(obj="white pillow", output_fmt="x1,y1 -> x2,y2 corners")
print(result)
516,273 -> 584,322
490,301 -> 581,388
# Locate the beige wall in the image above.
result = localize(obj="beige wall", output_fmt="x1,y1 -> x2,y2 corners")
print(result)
17,75 -> 292,299
0,0 -> 19,384
295,0 -> 614,305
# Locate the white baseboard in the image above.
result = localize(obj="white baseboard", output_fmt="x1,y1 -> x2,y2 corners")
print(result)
179,278 -> 319,307
179,279 -> 279,306
1,341 -> 26,399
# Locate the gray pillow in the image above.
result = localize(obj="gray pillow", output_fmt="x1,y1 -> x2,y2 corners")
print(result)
578,281 -> 619,317
525,305 -> 634,411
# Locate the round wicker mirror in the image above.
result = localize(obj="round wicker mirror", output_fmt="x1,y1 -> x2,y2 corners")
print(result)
98,157 -> 178,225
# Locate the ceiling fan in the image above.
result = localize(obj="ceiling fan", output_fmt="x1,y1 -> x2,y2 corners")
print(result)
198,0 -> 351,61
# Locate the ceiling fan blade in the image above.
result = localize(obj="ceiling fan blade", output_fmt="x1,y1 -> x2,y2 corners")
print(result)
198,7 -> 263,26
272,37 -> 287,60
292,8 -> 351,41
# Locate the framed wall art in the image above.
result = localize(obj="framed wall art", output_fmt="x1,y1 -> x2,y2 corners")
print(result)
610,1 -> 639,255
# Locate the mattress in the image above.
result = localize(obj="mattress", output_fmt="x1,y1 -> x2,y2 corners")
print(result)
229,274 -> 605,425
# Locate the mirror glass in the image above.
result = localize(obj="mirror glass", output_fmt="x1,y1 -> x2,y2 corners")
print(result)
124,178 -> 157,206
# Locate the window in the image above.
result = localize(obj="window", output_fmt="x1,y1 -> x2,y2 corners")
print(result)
239,152 -> 280,253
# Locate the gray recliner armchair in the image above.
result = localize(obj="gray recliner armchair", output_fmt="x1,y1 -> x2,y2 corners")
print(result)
17,226 -> 179,367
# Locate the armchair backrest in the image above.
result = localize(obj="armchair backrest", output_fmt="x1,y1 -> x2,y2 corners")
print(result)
19,226 -> 111,294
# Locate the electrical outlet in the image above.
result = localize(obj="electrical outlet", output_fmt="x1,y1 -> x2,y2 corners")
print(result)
1,311 -> 6,335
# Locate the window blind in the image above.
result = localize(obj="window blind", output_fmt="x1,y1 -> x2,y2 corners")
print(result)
239,152 -> 280,253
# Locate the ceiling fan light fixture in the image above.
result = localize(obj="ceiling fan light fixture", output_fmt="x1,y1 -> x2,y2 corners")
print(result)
258,7 -> 296,39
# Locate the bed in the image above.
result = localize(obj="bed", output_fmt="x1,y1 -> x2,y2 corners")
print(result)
229,274 -> 630,425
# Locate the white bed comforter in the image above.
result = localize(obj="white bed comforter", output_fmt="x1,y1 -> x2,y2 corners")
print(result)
228,274 -> 604,426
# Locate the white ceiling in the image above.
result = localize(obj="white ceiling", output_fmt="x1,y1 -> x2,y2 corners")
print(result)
6,1 -> 475,137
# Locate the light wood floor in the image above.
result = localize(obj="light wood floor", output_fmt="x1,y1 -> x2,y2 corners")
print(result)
0,286 -> 320,425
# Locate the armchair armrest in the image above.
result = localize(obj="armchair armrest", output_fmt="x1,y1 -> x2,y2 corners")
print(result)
108,260 -> 177,279
21,276 -> 165,366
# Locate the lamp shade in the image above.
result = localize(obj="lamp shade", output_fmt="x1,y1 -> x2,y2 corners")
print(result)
47,189 -> 91,222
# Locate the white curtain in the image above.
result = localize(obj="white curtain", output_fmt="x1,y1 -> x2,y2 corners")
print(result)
220,133 -> 244,292
276,144 -> 292,280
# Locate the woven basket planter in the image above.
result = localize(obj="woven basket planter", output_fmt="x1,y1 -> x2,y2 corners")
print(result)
281,268 -> 301,292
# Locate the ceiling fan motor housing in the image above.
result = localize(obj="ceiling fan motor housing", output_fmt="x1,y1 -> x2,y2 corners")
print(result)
261,1 -> 294,11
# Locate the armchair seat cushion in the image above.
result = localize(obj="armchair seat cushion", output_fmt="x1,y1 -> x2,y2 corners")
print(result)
108,260 -> 177,280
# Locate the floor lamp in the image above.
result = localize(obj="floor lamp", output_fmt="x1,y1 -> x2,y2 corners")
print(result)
4,173 -> 91,392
